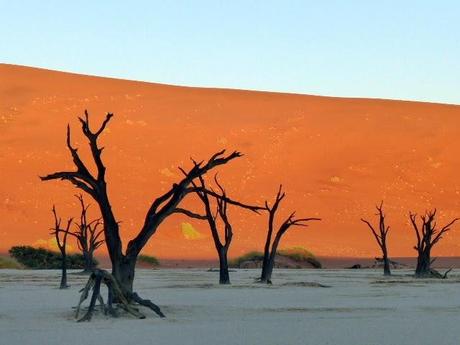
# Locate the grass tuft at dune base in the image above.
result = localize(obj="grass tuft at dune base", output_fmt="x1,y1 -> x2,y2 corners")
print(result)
0,255 -> 23,269
230,247 -> 322,268
137,254 -> 160,267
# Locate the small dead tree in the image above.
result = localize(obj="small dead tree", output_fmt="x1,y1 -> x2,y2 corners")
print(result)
260,185 -> 320,284
50,206 -> 73,289
409,210 -> 458,278
360,201 -> 391,276
189,174 -> 262,284
41,110 -> 247,319
71,194 -> 104,273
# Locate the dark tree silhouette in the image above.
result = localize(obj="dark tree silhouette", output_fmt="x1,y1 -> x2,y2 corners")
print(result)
50,206 -> 73,289
71,194 -> 104,273
360,201 -> 391,276
409,210 -> 458,278
41,110 -> 246,318
189,174 -> 261,284
260,185 -> 320,284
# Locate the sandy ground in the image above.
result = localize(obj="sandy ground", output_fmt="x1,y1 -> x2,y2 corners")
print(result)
1,269 -> 460,345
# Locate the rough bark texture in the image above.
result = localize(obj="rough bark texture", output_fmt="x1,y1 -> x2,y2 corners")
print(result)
75,269 -> 160,322
41,110 -> 244,316
409,210 -> 458,278
260,186 -> 320,284
361,201 -> 392,276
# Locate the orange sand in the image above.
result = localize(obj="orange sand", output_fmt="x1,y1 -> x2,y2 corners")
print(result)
1,64 -> 460,259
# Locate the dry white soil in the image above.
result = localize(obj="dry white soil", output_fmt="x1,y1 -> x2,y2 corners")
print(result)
1,268 -> 459,345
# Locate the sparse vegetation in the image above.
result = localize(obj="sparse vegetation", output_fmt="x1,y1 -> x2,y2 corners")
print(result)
277,247 -> 322,268
137,254 -> 160,267
9,246 -> 97,269
231,248 -> 321,269
229,251 -> 264,267
0,255 -> 23,269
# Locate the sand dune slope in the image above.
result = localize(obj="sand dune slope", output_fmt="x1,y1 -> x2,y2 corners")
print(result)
1,64 -> 460,258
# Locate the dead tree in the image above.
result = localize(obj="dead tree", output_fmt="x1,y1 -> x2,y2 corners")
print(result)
71,194 -> 104,273
260,185 -> 320,284
41,110 -> 248,318
360,201 -> 391,276
189,174 -> 261,284
50,206 -> 73,289
409,210 -> 458,278
75,269 -> 160,322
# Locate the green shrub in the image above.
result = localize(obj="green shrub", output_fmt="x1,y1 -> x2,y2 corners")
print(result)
277,247 -> 322,268
138,254 -> 160,267
0,255 -> 23,269
9,245 -> 97,269
230,247 -> 322,268
229,251 -> 264,267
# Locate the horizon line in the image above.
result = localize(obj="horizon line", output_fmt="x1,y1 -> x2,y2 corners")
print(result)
3,62 -> 459,107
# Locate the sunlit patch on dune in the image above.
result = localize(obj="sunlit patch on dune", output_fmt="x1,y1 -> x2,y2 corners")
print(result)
160,167 -> 177,178
330,176 -> 343,183
217,137 -> 228,144
181,223 -> 204,240
33,237 -> 74,252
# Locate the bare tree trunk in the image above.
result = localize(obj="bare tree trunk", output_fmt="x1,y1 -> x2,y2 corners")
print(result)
262,229 -> 284,284
51,206 -> 72,289
409,210 -> 458,278
382,251 -> 391,276
260,186 -> 320,284
261,254 -> 275,284
82,251 -> 93,273
41,111 -> 247,319
60,252 -> 68,289
415,251 -> 431,277
218,247 -> 230,284
260,235 -> 272,282
189,174 -> 260,285
361,202 -> 391,276
112,255 -> 137,297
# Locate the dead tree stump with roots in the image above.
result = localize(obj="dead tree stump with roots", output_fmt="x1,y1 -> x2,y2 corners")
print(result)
76,269 -> 165,322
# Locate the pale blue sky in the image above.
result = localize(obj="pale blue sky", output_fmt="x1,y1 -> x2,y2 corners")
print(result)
1,1 -> 459,104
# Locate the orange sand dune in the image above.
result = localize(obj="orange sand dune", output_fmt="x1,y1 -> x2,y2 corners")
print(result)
1,64 -> 460,259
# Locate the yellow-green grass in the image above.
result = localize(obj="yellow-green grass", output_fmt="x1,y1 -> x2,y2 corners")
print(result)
0,255 -> 23,269
230,247 -> 321,268
137,254 -> 160,267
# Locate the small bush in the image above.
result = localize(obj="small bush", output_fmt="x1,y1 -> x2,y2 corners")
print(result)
229,251 -> 264,267
277,247 -> 322,268
0,255 -> 23,269
230,247 -> 322,268
9,245 -> 97,269
138,254 -> 160,267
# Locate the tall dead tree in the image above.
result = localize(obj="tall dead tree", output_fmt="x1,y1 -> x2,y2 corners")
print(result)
50,206 -> 73,289
409,210 -> 458,278
360,201 -> 391,276
189,174 -> 261,284
41,110 -> 247,318
71,194 -> 104,273
260,185 -> 320,284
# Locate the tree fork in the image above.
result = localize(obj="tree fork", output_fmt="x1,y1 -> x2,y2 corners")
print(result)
41,110 -> 244,318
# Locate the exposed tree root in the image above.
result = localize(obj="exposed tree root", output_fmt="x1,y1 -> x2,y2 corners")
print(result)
416,268 -> 453,279
75,269 -> 164,321
130,292 -> 165,318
